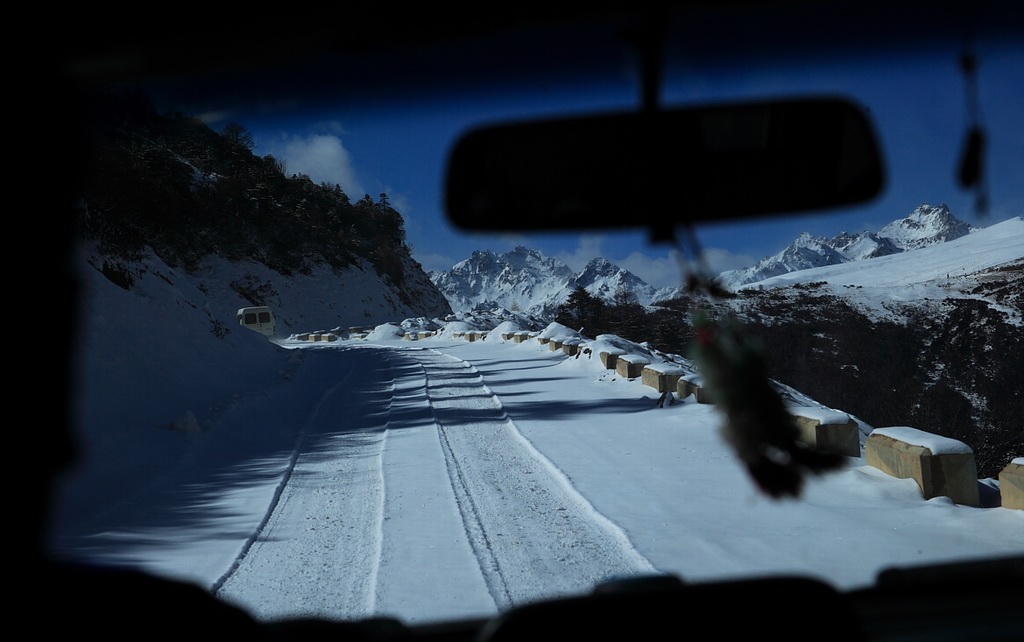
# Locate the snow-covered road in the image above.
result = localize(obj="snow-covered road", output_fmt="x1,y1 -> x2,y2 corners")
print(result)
52,332 -> 1024,626
214,345 -> 653,622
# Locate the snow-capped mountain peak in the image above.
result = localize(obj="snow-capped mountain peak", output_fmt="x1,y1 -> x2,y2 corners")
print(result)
574,256 -> 632,287
718,203 -> 977,289
785,233 -> 846,265
877,203 -> 976,250
431,204 -> 992,317
571,257 -> 662,304
430,247 -> 576,315
430,249 -> 672,317
828,231 -> 901,261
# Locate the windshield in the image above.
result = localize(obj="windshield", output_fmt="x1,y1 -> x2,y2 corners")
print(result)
51,9 -> 1023,627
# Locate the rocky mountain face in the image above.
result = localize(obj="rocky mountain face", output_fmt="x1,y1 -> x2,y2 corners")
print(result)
877,203 -> 976,249
640,217 -> 1023,479
430,246 -> 672,318
572,256 -> 664,305
718,204 -> 975,289
712,258 -> 1023,479
429,247 -> 575,316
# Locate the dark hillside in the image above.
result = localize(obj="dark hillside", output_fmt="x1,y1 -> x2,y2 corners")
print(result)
555,273 -> 1022,479
739,288 -> 1023,479
74,88 -> 432,305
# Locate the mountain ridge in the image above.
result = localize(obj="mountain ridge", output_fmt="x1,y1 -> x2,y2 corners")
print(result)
430,203 -> 983,317
429,245 -> 674,318
717,203 -> 975,289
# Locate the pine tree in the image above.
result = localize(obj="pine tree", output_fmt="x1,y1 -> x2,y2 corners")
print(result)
555,286 -> 605,333
222,123 -> 255,150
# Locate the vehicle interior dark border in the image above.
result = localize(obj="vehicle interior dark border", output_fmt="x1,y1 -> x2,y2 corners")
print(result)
33,3 -> 1023,640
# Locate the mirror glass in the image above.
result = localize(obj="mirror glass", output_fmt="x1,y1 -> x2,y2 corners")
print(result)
446,98 -> 885,231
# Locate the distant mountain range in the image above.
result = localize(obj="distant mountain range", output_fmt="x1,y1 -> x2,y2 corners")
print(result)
430,203 -> 977,316
717,203 -> 975,289
429,246 -> 675,318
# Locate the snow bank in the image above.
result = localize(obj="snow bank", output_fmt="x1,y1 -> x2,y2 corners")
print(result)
643,362 -> 687,375
538,322 -> 583,341
786,406 -> 853,425
365,323 -> 406,341
870,426 -> 974,455
492,320 -> 527,338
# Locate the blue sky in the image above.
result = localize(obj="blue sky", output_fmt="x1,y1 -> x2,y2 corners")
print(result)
201,36 -> 1021,290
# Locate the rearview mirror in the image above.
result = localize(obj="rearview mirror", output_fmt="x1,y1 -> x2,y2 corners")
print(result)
445,98 -> 884,232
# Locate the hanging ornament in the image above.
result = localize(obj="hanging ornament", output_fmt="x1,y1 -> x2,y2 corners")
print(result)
957,45 -> 989,216
689,308 -> 845,498
671,226 -> 845,499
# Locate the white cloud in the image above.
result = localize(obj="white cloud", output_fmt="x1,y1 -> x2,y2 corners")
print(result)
550,237 -> 692,289
388,192 -> 413,216
276,134 -> 366,197
414,251 -> 457,275
699,247 -> 756,275
555,235 -> 607,273
249,125 -> 362,194
603,245 -> 755,287
616,250 -> 687,289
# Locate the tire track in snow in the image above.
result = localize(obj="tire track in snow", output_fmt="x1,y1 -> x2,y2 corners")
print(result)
213,344 -> 655,620
370,349 -> 498,620
214,348 -> 394,620
412,349 -> 656,609
430,365 -> 515,607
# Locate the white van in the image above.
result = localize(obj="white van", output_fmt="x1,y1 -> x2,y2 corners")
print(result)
236,306 -> 276,336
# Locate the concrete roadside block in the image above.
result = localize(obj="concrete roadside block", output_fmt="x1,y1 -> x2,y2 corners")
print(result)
788,406 -> 861,457
642,364 -> 687,393
616,354 -> 651,379
599,350 -> 625,370
866,427 -> 980,507
998,458 -> 1024,510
